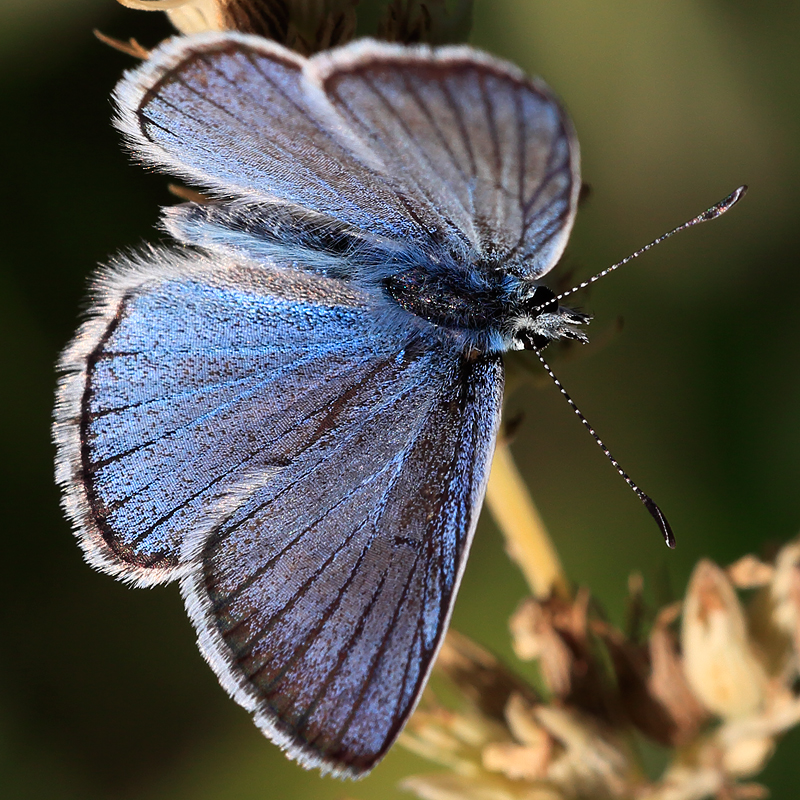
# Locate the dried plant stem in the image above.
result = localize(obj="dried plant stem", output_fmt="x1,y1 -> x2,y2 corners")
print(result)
486,440 -> 570,601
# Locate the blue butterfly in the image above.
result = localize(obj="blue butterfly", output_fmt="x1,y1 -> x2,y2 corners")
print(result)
54,31 -> 741,777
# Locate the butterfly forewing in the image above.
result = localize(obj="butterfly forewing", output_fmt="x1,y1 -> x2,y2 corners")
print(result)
185,339 -> 502,775
315,46 -> 578,270
117,34 -> 438,241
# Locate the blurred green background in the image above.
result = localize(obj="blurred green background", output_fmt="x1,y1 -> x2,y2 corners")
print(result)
1,1 -> 799,797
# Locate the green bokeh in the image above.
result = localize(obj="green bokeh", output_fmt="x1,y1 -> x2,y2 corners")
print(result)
1,1 -> 799,798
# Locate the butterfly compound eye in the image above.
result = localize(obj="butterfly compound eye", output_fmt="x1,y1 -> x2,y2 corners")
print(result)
526,285 -> 558,314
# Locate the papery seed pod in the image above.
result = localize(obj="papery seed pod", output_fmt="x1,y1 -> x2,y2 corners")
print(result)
504,693 -> 550,749
400,706 -> 503,777
681,560 -> 769,719
510,597 -> 575,697
482,740 -> 553,783
403,771 -> 563,800
643,763 -> 723,800
119,0 -> 225,33
770,539 -> 800,654
596,604 -> 708,748
534,706 -> 633,799
727,555 -> 774,590
744,549 -> 798,679
510,592 -> 615,723
436,632 -> 539,722
722,736 -> 775,778
481,693 -> 556,781
644,606 -> 709,744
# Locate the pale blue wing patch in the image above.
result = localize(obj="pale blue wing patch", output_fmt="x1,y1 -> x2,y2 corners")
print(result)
54,246 -> 503,772
113,32 -> 440,243
54,249 -> 383,586
115,33 -> 579,274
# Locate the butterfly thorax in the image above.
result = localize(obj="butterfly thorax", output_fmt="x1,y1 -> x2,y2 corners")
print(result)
382,263 -> 589,355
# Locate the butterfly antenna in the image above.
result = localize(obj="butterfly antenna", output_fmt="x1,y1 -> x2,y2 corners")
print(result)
556,185 -> 747,304
535,349 -> 676,549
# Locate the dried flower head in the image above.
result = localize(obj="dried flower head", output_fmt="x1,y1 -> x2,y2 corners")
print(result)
681,560 -> 769,720
402,525 -> 800,800
116,0 -> 474,51
378,0 -> 473,45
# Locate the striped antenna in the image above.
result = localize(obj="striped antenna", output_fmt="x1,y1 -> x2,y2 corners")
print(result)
556,185 -> 748,303
533,187 -> 748,546
535,349 -> 676,549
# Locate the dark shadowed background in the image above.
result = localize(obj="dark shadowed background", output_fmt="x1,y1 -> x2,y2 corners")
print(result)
1,1 -> 799,798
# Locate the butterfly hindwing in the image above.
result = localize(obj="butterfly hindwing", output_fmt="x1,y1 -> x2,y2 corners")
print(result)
56,250 -> 396,584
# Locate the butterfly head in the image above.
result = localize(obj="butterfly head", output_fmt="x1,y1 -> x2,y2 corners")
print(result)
508,284 -> 590,351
